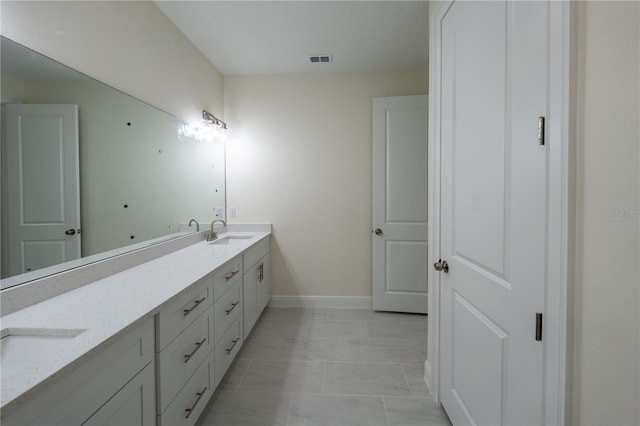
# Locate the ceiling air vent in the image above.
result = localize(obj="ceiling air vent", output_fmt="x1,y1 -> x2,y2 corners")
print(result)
308,54 -> 333,64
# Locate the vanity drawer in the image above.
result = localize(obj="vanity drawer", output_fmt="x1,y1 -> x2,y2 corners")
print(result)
213,256 -> 242,301
156,274 -> 213,350
157,307 -> 213,413
157,355 -> 214,426
214,317 -> 243,388
243,237 -> 269,272
213,281 -> 242,343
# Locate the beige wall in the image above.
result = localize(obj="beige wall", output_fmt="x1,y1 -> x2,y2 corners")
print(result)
0,0 -> 224,123
0,73 -> 26,103
574,2 -> 639,425
225,72 -> 428,297
427,1 -> 639,424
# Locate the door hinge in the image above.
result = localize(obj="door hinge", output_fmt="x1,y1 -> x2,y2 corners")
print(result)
537,116 -> 545,146
535,312 -> 543,341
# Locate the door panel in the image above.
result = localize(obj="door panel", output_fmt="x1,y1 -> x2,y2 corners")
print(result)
386,107 -> 429,223
372,95 -> 428,314
439,2 -> 548,425
20,114 -> 67,223
22,241 -> 67,272
386,241 -> 429,294
451,292 -> 508,425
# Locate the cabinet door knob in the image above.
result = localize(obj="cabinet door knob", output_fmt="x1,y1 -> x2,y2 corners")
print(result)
374,228 -> 383,235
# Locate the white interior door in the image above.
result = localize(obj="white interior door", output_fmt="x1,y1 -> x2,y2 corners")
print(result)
437,1 -> 549,424
372,95 -> 428,314
4,104 -> 81,276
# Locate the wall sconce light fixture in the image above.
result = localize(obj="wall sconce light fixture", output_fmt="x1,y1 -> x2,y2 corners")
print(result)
178,110 -> 228,142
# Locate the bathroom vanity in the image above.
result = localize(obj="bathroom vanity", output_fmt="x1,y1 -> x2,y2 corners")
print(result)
0,224 -> 271,425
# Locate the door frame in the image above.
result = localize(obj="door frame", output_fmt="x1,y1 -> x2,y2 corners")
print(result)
426,1 -> 577,425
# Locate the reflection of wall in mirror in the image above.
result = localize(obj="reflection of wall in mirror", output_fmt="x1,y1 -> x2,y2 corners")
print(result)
1,75 -> 225,258
1,73 -> 26,103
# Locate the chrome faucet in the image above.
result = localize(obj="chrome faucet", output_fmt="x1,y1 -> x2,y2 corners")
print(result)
188,219 -> 200,232
207,219 -> 226,241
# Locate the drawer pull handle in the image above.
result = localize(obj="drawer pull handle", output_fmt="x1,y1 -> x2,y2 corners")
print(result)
225,301 -> 240,315
224,270 -> 239,281
184,386 -> 207,419
183,297 -> 206,316
184,338 -> 207,363
225,337 -> 240,354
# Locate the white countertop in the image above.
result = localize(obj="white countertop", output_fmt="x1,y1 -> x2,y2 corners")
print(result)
0,227 -> 270,411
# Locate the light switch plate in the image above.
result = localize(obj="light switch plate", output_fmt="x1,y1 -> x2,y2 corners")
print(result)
229,207 -> 237,218
214,207 -> 224,218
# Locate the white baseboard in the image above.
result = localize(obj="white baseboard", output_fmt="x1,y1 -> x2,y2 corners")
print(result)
269,295 -> 372,309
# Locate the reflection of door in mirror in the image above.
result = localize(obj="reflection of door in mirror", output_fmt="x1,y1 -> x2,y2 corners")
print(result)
2,104 -> 81,277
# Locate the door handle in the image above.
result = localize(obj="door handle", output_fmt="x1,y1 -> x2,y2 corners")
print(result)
434,259 -> 449,273
65,229 -> 76,235
374,228 -> 383,235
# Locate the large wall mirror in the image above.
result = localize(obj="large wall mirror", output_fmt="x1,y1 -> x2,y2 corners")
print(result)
0,36 -> 226,289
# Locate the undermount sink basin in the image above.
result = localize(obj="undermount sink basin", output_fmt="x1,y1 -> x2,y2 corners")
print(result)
208,234 -> 253,245
1,328 -> 87,370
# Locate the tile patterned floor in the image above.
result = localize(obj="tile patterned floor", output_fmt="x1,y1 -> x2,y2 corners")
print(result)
197,307 -> 451,426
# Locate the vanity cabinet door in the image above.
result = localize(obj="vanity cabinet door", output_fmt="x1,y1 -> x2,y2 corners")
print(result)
83,362 -> 155,426
257,254 -> 270,313
243,261 -> 259,338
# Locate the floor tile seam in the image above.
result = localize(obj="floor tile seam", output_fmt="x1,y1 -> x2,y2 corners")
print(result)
282,336 -> 351,341
275,356 -> 349,362
399,363 -> 413,394
281,391 -> 410,399
411,338 -> 426,362
217,389 -> 299,397
348,337 -> 421,342
319,389 -> 414,398
234,358 -> 253,390
246,359 -> 327,365
381,395 -> 433,401
324,360 -> 411,366
381,395 -> 392,426
284,390 -> 295,426
322,361 -> 326,394
366,321 -> 428,327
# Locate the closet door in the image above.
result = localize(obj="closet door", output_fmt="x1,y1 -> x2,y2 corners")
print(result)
437,1 -> 549,424
372,95 -> 428,314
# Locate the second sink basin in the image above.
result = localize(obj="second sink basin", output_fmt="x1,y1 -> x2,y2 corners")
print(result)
208,234 -> 253,245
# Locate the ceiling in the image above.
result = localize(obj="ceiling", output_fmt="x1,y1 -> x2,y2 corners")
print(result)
154,1 -> 429,75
